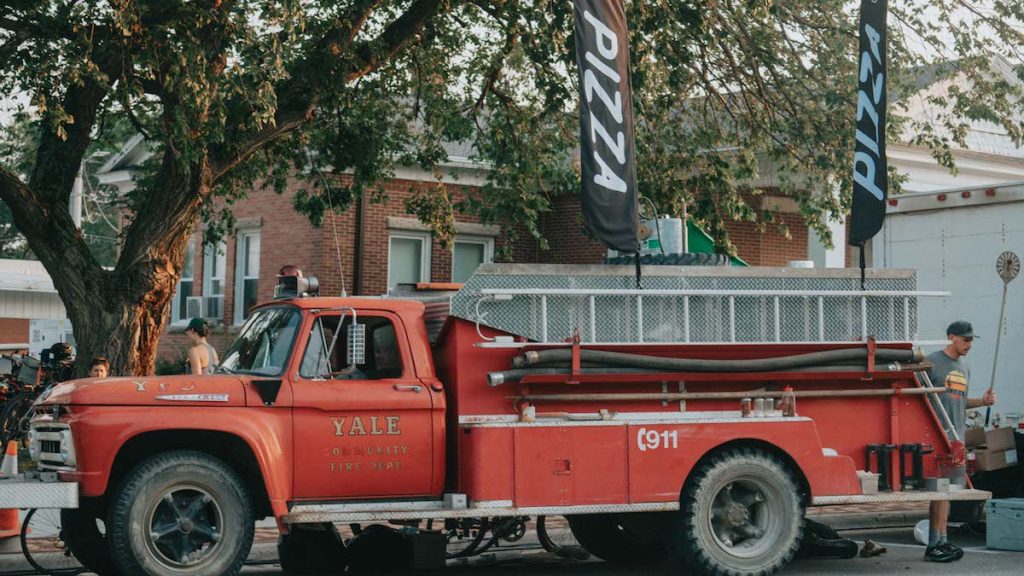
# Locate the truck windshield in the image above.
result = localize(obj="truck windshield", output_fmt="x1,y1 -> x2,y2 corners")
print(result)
219,307 -> 301,376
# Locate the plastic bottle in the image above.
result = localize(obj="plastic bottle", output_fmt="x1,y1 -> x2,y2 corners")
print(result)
782,386 -> 797,417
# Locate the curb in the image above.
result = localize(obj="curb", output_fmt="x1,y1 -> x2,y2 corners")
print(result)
810,510 -> 929,531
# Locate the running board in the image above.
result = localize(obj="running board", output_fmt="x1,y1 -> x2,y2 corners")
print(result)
811,488 -> 991,506
283,489 -> 991,525
283,501 -> 678,524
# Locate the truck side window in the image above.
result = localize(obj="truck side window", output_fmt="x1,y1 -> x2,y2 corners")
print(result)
299,315 -> 403,380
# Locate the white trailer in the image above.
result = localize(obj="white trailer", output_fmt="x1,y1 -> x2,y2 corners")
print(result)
874,182 -> 1024,422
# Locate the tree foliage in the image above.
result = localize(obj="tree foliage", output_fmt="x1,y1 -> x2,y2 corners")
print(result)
1,0 -> 1022,373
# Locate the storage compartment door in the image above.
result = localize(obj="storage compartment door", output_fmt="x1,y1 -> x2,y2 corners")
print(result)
513,426 -> 627,507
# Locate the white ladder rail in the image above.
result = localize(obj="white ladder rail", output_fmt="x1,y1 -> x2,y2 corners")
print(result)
472,288 -> 950,346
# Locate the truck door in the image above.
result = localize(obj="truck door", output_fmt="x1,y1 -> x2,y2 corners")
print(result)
291,311 -> 435,500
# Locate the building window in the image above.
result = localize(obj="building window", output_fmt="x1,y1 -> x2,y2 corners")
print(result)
203,241 -> 227,321
171,239 -> 196,324
452,235 -> 494,284
234,230 -> 261,325
388,232 -> 431,292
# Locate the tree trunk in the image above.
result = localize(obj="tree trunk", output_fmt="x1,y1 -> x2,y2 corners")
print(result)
67,294 -> 174,378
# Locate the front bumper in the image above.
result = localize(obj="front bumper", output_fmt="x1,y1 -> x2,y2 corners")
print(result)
0,476 -> 78,508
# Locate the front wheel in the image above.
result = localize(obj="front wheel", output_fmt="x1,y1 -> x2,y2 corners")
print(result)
107,450 -> 255,576
678,447 -> 804,576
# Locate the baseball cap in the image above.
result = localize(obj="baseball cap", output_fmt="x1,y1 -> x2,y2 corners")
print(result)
946,320 -> 977,338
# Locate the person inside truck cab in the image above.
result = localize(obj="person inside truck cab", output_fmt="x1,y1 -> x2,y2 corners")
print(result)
299,316 -> 401,380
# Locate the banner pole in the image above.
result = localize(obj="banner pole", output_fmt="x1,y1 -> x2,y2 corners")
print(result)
635,250 -> 642,289
860,246 -> 867,291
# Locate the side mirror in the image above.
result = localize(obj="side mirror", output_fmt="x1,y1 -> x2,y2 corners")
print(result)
347,323 -> 366,366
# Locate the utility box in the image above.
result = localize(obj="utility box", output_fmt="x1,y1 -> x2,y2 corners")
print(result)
985,498 -> 1024,551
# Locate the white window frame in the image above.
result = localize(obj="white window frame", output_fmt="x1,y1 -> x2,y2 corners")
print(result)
234,229 -> 261,326
170,238 -> 197,326
203,240 -> 227,298
451,235 -> 494,283
387,231 -> 432,292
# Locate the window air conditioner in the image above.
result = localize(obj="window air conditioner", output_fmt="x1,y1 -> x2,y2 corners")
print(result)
185,296 -> 224,321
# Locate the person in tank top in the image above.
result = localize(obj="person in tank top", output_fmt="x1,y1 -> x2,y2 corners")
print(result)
185,317 -> 219,375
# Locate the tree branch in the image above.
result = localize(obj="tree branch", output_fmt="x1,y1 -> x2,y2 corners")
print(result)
347,0 -> 455,81
0,165 -> 103,311
210,0 -> 458,180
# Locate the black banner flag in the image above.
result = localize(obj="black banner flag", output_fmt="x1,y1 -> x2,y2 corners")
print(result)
573,0 -> 639,253
850,0 -> 889,247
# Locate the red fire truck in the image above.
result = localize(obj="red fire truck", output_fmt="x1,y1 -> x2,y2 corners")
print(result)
17,264 -> 988,576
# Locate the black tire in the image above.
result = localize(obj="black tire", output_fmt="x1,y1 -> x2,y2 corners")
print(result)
278,523 -> 346,574
107,450 -> 254,576
62,501 -> 119,576
678,447 -> 804,576
566,512 -> 671,564
20,508 -> 86,575
0,391 -> 33,447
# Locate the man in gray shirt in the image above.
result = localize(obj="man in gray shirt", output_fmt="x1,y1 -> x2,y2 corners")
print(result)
923,320 -> 996,562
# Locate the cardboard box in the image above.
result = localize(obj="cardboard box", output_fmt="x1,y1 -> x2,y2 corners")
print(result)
965,427 -> 986,448
985,427 -> 1016,451
974,447 -> 1018,471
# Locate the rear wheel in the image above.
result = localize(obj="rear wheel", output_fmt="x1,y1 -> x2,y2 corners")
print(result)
678,447 -> 804,576
567,512 -> 671,564
107,450 -> 254,576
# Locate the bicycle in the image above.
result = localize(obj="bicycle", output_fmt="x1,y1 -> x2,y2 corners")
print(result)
536,515 -> 587,557
19,508 -> 87,575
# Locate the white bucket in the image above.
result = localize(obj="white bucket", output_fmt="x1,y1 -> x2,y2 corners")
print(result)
913,519 -> 930,545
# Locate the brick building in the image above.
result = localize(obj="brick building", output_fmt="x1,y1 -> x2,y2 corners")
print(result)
93,137 -> 825,367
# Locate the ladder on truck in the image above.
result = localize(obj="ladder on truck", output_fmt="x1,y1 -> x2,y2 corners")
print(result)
471,287 -> 950,346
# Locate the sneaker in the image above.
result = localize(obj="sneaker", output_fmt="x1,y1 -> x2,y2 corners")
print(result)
940,541 -> 964,561
924,541 -> 963,562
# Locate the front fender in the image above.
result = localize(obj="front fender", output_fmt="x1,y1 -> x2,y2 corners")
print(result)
59,405 -> 293,518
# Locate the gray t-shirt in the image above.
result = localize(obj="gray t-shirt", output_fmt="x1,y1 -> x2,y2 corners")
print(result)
926,350 -> 970,436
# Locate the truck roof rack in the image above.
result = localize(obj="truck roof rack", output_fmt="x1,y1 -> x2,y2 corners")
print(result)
451,264 -> 949,346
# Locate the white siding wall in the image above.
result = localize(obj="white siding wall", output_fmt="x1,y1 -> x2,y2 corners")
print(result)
875,201 -> 1024,421
0,290 -> 66,320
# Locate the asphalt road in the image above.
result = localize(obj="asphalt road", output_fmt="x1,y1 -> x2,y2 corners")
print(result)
234,526 -> 1022,575
3,525 -> 1021,575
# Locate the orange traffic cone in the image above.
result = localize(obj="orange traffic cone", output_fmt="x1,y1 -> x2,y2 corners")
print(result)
0,441 -> 19,539
0,439 -> 17,476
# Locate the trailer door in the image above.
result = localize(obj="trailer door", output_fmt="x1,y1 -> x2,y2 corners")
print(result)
291,312 -> 434,499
